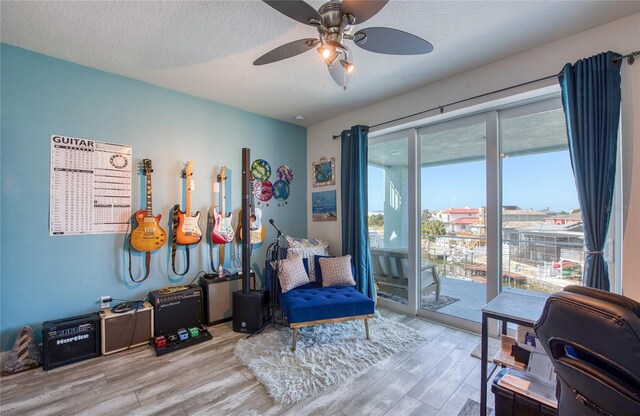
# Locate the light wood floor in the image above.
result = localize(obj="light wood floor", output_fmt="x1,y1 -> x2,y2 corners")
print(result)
0,308 -> 495,415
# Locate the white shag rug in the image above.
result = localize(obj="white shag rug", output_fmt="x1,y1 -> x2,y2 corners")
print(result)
234,313 -> 427,404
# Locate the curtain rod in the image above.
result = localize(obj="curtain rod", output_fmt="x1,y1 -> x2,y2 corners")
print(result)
332,50 -> 639,140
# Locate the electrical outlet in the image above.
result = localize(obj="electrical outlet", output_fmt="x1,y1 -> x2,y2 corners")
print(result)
100,296 -> 111,309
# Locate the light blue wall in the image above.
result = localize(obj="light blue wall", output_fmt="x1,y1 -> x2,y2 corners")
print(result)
0,44 -> 307,351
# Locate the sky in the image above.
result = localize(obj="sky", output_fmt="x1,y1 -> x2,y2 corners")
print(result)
368,150 -> 580,213
312,189 -> 336,209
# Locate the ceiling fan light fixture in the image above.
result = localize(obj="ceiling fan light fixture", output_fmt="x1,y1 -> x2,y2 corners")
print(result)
257,0 -> 433,90
326,50 -> 341,66
317,45 -> 332,60
341,59 -> 355,73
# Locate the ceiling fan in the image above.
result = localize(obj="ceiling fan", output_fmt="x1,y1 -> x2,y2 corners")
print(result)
253,0 -> 433,90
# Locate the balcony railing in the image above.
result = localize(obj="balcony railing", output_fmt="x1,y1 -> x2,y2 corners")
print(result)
370,231 -> 585,297
421,234 -> 584,293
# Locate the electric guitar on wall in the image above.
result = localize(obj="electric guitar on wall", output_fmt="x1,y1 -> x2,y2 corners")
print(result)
211,166 -> 235,244
130,159 -> 167,252
238,177 -> 266,244
176,161 -> 202,245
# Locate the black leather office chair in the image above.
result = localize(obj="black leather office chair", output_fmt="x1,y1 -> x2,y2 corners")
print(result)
534,285 -> 640,416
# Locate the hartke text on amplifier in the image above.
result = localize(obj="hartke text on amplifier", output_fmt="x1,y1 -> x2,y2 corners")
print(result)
100,301 -> 154,355
148,285 -> 203,337
42,312 -> 101,370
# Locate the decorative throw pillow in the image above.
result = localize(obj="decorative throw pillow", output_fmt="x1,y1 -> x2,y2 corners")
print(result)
319,255 -> 356,287
285,237 -> 329,282
313,255 -> 333,285
286,236 -> 330,251
275,253 -> 309,293
288,247 -> 329,282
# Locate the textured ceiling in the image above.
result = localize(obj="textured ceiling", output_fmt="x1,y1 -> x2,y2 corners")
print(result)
2,1 -> 639,126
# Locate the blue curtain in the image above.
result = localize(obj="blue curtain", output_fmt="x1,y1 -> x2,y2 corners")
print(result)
341,125 -> 375,298
559,51 -> 622,291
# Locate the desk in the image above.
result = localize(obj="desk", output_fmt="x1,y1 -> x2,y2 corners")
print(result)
480,290 -> 549,416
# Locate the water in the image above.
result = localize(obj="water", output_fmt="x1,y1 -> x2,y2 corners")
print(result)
312,206 -> 336,215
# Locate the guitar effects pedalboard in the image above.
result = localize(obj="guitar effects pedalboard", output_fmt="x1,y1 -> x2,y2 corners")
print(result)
150,324 -> 212,356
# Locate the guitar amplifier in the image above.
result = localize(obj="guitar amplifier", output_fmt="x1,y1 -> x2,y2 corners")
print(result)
149,285 -> 203,337
42,312 -> 101,370
100,302 -> 154,355
200,272 -> 256,325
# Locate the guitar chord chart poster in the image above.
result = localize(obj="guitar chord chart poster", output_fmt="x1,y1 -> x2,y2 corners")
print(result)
49,135 -> 132,236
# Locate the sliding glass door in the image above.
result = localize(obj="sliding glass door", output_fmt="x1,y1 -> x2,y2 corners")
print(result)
499,100 -> 584,295
368,130 -> 415,313
418,115 -> 487,324
367,94 -> 618,329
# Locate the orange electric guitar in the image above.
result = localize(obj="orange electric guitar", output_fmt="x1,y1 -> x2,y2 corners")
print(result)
176,161 -> 202,245
130,159 -> 167,252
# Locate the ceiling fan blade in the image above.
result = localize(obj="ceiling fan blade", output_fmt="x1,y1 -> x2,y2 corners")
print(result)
353,27 -> 433,55
340,0 -> 389,24
328,62 -> 352,91
263,0 -> 322,26
254,38 -> 319,65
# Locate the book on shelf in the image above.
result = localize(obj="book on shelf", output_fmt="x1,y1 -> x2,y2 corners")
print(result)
497,368 -> 557,409
526,351 -> 556,385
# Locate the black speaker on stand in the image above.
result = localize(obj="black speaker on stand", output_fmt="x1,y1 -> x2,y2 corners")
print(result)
233,148 -> 269,333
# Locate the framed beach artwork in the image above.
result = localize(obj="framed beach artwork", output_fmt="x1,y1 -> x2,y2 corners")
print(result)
312,156 -> 335,187
312,190 -> 337,221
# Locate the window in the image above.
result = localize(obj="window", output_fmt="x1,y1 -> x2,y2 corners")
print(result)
367,92 -> 620,329
368,132 -> 411,307
418,116 -> 486,323
499,101 -> 584,295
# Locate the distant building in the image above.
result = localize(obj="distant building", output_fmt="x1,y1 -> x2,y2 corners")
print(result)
505,222 -> 585,266
437,208 -> 479,223
427,206 -> 586,270
447,217 -> 480,233
502,208 -> 549,222
544,211 -> 582,225
539,207 -> 559,216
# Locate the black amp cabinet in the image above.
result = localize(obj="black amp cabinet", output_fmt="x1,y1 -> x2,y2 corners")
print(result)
42,312 -> 101,370
148,285 -> 203,337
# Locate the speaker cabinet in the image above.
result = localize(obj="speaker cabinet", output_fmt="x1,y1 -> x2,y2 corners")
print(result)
149,285 -> 203,337
42,313 -> 101,370
232,290 -> 269,333
100,302 -> 154,355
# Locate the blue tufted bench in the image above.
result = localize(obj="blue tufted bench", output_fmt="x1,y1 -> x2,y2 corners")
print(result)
281,284 -> 375,351
265,256 -> 375,351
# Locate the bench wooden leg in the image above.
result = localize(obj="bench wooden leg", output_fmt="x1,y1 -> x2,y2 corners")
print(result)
292,327 -> 298,352
364,319 -> 370,340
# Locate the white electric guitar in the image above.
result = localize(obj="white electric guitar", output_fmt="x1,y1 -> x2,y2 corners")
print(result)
176,161 -> 202,245
211,166 -> 235,244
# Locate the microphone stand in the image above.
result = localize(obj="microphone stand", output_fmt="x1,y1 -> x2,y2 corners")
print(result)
267,224 -> 285,327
